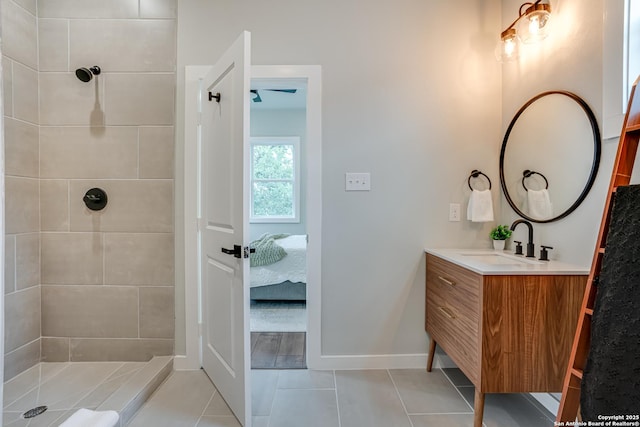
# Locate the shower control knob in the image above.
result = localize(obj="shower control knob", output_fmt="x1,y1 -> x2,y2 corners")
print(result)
83,188 -> 108,211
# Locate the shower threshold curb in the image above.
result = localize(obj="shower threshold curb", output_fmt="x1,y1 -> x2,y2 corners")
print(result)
96,356 -> 173,427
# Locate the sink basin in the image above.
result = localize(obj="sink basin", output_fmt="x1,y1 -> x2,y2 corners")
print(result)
458,252 -> 543,265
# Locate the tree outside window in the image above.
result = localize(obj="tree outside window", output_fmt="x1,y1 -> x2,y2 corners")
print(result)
250,137 -> 300,223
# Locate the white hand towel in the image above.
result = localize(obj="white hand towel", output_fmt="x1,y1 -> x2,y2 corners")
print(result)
467,189 -> 494,222
59,408 -> 119,427
527,189 -> 553,220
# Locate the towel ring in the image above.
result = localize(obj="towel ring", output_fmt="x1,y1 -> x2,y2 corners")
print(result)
522,170 -> 549,191
468,170 -> 492,191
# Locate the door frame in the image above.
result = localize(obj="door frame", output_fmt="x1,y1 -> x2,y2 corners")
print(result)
182,65 -> 322,370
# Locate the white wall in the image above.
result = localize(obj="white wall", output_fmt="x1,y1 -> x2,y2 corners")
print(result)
250,108 -> 307,240
500,0 -> 612,266
175,0 -> 502,357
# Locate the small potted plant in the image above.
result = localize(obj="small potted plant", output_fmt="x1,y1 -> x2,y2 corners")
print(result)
490,225 -> 512,251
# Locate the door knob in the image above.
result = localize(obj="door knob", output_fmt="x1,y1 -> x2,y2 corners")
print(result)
221,245 -> 242,258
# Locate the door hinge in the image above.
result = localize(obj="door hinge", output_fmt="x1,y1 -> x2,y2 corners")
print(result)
244,246 -> 256,259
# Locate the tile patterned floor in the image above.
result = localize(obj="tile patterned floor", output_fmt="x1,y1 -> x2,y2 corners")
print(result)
129,367 -> 556,427
3,361 -> 147,426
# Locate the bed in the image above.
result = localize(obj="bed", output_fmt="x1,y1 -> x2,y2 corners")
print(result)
250,234 -> 307,301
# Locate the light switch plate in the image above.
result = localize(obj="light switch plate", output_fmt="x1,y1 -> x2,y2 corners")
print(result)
345,173 -> 371,191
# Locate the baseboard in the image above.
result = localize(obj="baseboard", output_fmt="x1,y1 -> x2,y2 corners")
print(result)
432,352 -> 456,369
307,353 -> 434,370
174,351 -> 440,372
172,354 -> 200,371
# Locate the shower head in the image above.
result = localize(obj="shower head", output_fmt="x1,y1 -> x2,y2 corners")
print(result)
75,66 -> 101,82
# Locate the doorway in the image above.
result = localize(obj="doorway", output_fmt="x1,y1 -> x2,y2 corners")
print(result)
248,78 -> 309,369
182,62 -> 322,426
246,66 -> 322,375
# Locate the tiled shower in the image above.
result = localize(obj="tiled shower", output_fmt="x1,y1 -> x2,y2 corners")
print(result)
3,0 -> 177,381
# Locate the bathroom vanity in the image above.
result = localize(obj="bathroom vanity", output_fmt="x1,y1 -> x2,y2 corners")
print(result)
424,249 -> 588,427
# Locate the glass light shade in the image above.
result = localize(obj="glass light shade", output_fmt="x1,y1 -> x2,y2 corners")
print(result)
518,5 -> 551,44
495,30 -> 520,62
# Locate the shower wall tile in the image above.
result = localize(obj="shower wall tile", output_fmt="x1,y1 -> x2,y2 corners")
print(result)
3,0 -> 40,379
39,19 -> 70,72
12,62 -> 38,124
1,0 -> 37,69
5,177 -> 39,234
41,285 -> 138,338
40,126 -> 138,178
70,20 -> 176,72
139,127 -> 174,179
140,0 -> 177,18
13,0 -> 36,14
40,72 -> 105,126
4,286 -> 41,352
37,0 -> 138,19
105,73 -> 175,125
139,287 -> 175,338
15,232 -> 40,289
41,232 -> 103,285
40,180 -> 70,231
69,180 -> 173,232
104,233 -> 174,286
69,338 -> 173,362
2,0 -> 179,370
4,118 -> 39,177
4,339 -> 40,381
41,337 -> 71,362
3,57 -> 14,116
5,235 -> 16,294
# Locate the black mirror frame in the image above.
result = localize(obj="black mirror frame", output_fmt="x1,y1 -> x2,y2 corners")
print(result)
499,91 -> 602,223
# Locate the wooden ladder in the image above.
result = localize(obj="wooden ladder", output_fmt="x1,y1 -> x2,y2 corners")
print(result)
556,75 -> 640,422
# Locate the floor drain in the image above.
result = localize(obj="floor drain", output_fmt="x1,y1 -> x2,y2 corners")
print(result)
23,406 -> 48,419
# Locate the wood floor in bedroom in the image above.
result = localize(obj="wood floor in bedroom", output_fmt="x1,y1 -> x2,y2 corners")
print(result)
250,332 -> 306,369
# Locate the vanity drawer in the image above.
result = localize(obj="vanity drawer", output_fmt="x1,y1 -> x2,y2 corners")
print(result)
426,291 -> 479,383
426,255 -> 481,320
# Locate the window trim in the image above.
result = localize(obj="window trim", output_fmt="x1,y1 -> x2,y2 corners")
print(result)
249,136 -> 301,223
603,0 -> 638,139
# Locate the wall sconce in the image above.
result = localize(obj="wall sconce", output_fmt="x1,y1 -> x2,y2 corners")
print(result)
496,0 -> 552,62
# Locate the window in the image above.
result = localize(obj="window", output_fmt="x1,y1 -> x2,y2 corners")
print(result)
626,0 -> 640,101
250,137 -> 300,223
603,0 -> 640,138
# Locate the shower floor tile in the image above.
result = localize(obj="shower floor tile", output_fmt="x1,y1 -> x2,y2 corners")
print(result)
2,360 -> 160,426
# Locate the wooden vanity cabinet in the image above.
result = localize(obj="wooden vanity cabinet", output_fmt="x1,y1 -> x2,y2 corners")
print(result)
425,254 -> 586,427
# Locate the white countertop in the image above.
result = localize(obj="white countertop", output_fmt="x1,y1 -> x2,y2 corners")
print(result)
425,248 -> 590,276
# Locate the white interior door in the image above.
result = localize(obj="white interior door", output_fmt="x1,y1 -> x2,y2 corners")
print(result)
199,31 -> 251,426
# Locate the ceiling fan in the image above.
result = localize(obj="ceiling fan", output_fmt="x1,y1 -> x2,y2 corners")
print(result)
250,88 -> 297,102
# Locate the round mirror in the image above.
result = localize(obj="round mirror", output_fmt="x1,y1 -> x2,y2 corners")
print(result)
499,91 -> 601,223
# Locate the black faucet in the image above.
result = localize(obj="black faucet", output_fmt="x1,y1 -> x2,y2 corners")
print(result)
510,219 -> 535,257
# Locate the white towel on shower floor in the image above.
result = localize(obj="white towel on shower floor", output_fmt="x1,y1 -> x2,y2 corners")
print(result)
58,408 -> 119,427
467,189 -> 494,222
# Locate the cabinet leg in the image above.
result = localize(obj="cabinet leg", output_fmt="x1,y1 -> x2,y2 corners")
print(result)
473,389 -> 485,427
426,338 -> 436,372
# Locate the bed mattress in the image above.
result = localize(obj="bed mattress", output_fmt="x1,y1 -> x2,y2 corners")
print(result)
250,235 -> 307,287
